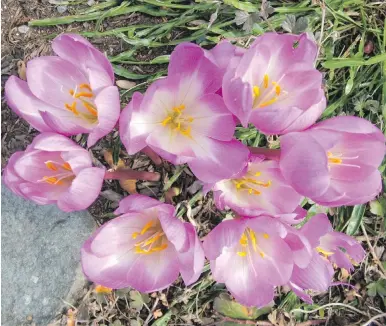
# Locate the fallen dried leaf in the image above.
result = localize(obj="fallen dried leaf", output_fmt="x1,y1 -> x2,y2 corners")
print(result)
17,61 -> 26,80
153,309 -> 163,319
120,179 -> 137,194
116,79 -> 136,89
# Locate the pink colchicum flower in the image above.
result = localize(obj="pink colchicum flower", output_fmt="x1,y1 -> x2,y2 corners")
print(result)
203,216 -> 311,307
288,214 -> 365,303
222,33 -> 326,134
3,133 -> 105,212
212,155 -> 303,216
280,116 -> 386,206
119,42 -> 249,183
5,34 -> 120,147
81,195 -> 205,292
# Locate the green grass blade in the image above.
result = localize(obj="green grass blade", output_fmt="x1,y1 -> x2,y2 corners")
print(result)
323,53 -> 386,69
346,204 -> 366,235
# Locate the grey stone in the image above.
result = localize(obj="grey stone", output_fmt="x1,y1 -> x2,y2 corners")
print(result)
56,5 -> 67,14
17,25 -> 29,34
1,185 -> 96,326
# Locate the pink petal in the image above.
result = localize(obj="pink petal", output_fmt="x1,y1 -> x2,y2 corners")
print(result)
40,110 -> 91,135
81,234 -> 180,291
209,40 -> 246,74
203,219 -> 247,260
120,92 -> 149,154
26,56 -> 88,108
87,86 -> 120,147
212,250 -> 275,307
280,132 -> 330,198
18,182 -> 64,205
300,213 -> 332,248
115,194 -> 163,215
57,167 -> 105,212
168,42 -> 222,94
283,228 -> 313,269
187,93 -> 236,141
60,150 -> 94,175
177,223 -> 205,285
52,33 -> 114,88
291,252 -> 333,291
313,116 -> 386,141
30,132 -> 83,151
5,76 -> 55,132
3,151 -> 28,198
188,139 -> 250,183
289,281 -> 313,304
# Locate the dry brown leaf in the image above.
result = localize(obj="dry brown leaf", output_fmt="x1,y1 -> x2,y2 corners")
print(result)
340,268 -> 349,281
159,293 -> 169,307
67,309 -> 76,326
103,150 -> 125,170
119,179 -> 138,194
95,285 -> 113,294
153,309 -> 163,319
17,60 -> 26,80
116,79 -> 136,89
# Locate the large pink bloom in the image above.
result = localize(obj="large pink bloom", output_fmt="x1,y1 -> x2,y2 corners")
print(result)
212,155 -> 302,216
222,33 -> 326,134
280,116 -> 385,206
5,34 -> 120,147
3,133 -> 105,212
120,42 -> 249,183
81,195 -> 205,291
204,216 -> 305,307
288,213 -> 365,303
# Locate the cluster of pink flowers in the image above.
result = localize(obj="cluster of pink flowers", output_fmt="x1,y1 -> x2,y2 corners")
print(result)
4,32 -> 385,307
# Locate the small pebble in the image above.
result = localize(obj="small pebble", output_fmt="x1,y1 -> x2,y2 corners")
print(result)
87,0 -> 95,6
17,25 -> 29,34
57,5 -> 67,14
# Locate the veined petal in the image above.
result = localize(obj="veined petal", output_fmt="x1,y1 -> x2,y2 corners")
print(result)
87,86 -> 120,147
177,223 -> 205,285
57,167 -> 105,212
168,42 -> 222,95
40,110 -> 92,135
3,151 -> 28,198
300,213 -> 332,248
52,34 -> 114,88
30,132 -> 85,152
115,194 -> 164,215
291,252 -> 333,292
188,138 -> 249,183
280,132 -> 330,198
26,56 -> 88,108
5,76 -> 55,132
203,218 -> 247,260
120,92 -> 149,155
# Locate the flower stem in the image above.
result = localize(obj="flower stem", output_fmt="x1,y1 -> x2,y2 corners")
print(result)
141,146 -> 162,165
248,147 -> 281,161
104,169 -> 160,182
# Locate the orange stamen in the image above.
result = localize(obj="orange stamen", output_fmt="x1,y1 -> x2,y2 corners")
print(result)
82,101 -> 98,117
45,162 -> 58,171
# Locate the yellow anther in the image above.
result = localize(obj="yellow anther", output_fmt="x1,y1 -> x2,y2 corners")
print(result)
132,232 -> 139,239
79,83 -> 92,91
240,234 -> 248,246
175,122 -> 181,131
69,89 -> 75,96
329,157 -> 343,164
253,86 -> 260,98
135,243 -> 168,255
143,233 -> 162,246
161,116 -> 172,126
260,252 -> 265,258
237,251 -> 247,257
83,101 -> 98,117
180,126 -> 192,138
45,161 -> 58,171
140,221 -> 154,235
65,102 -> 79,115
95,285 -> 112,294
263,74 -> 269,88
187,117 -> 194,123
42,176 -> 63,185
75,92 -> 93,98
62,162 -> 72,171
255,172 -> 261,177
263,233 -> 269,239
258,97 -> 278,108
150,244 -> 168,252
272,82 -> 281,96
316,247 -> 334,257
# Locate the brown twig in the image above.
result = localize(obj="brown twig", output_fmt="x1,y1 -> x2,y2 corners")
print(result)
248,147 -> 281,161
360,223 -> 386,278
104,169 -> 160,181
141,146 -> 163,165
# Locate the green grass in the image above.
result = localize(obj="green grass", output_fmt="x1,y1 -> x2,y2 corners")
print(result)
30,0 -> 386,324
